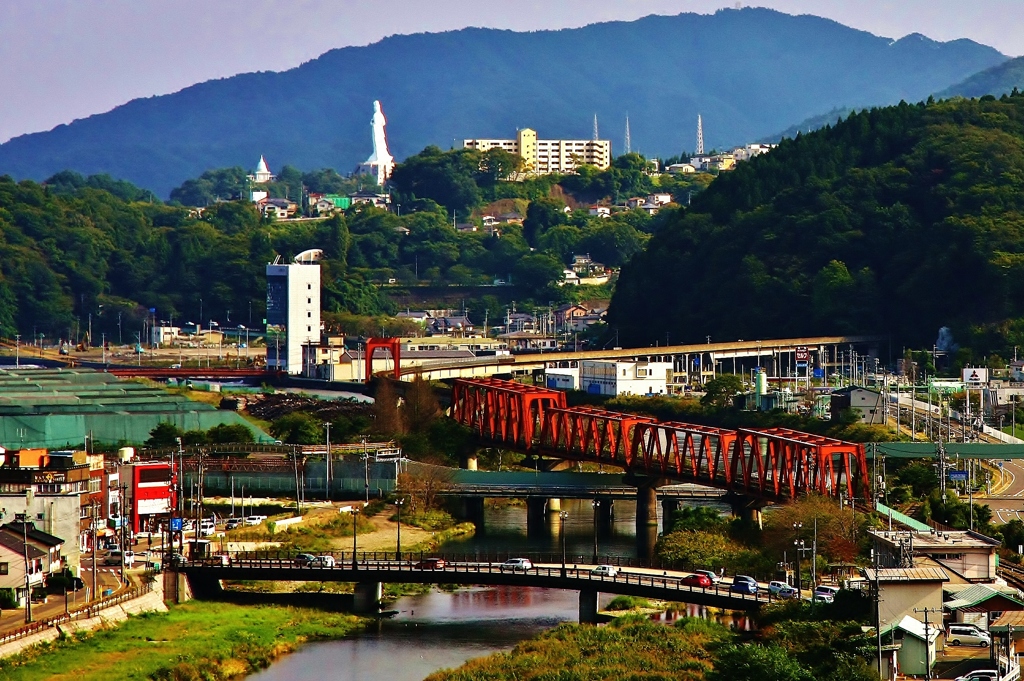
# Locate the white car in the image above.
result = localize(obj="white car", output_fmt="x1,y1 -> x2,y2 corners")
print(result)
244,515 -> 266,526
309,555 -> 335,568
499,558 -> 534,573
769,580 -> 789,595
777,585 -> 799,599
591,564 -> 619,577
955,671 -> 998,681
948,624 -> 991,647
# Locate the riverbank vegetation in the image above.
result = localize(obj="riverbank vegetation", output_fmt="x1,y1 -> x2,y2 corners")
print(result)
427,611 -> 878,681
0,601 -> 364,681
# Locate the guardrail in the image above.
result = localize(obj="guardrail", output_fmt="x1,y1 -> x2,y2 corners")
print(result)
0,582 -> 153,647
183,554 -> 771,606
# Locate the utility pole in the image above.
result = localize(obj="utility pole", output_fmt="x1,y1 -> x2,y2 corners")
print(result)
395,497 -> 404,561
323,422 -> 332,500
914,607 -> 942,680
15,513 -> 32,623
91,503 -> 98,603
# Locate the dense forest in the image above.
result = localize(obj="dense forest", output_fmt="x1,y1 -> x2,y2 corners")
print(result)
0,151 -> 688,341
0,8 -> 1004,196
609,91 -> 1024,358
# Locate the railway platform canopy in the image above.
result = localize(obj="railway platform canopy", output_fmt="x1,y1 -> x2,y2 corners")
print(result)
0,367 -> 273,449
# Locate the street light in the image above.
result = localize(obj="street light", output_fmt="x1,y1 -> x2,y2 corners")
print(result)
591,500 -> 600,564
395,497 -> 405,561
559,511 -> 569,577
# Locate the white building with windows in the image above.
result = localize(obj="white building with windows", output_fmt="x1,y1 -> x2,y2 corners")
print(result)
266,250 -> 322,374
464,128 -> 611,174
578,359 -> 672,396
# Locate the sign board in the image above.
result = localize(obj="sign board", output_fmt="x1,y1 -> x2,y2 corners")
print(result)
948,470 -> 969,482
813,369 -> 825,379
796,362 -> 808,369
795,347 -> 810,362
963,368 -> 989,384
170,517 -> 183,532
137,498 -> 171,515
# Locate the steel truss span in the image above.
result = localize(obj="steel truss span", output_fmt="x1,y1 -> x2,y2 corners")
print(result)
451,378 -> 868,502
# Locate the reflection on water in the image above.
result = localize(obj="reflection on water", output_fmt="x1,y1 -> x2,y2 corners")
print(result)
439,498 -> 731,559
248,587 -> 580,681
250,498 -> 740,680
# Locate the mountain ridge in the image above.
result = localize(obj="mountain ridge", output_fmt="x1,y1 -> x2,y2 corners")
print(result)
0,8 -> 1005,196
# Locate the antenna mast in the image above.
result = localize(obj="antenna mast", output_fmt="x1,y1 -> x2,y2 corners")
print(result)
696,114 -> 705,155
624,115 -> 632,154
593,114 -> 599,141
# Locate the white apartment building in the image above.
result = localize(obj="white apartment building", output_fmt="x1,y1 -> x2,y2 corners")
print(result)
266,251 -> 322,374
579,360 -> 672,396
464,128 -> 611,174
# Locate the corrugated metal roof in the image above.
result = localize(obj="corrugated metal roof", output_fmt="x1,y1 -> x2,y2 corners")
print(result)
880,615 -> 941,642
945,584 -> 1024,611
863,567 -> 949,582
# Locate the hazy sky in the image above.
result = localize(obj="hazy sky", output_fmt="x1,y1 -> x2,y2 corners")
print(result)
1,1 -> 1020,143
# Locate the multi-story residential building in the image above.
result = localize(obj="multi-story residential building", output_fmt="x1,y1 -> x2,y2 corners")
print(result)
266,251 -> 322,375
464,128 -> 611,174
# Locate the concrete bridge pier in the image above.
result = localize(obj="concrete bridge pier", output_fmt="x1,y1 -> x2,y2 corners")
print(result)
661,497 -> 679,530
596,498 -> 614,530
526,497 -> 548,535
728,494 -> 765,529
353,581 -> 383,614
461,453 -> 478,471
579,589 -> 599,624
635,485 -> 661,566
461,496 -> 486,531
546,498 -> 561,514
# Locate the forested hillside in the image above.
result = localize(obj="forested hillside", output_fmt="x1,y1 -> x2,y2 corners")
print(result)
939,57 -> 1024,99
0,153 -> 668,341
609,92 -> 1024,358
0,8 -> 1004,197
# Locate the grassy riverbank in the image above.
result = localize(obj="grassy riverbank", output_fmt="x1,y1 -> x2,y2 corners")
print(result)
0,601 -> 364,681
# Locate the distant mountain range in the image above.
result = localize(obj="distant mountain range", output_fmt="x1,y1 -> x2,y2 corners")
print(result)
0,8 -> 1007,197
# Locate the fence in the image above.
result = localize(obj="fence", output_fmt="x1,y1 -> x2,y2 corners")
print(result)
0,582 -> 154,647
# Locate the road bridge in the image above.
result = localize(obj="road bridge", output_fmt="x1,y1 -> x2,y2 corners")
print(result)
180,553 -> 771,622
398,334 -> 882,381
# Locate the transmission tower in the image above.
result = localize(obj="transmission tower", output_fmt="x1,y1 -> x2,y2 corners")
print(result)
696,114 -> 705,155
593,114 -> 599,141
624,115 -> 632,154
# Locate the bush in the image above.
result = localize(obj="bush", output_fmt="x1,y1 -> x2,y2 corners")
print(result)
606,595 -> 654,611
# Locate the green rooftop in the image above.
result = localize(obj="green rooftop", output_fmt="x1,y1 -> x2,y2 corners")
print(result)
0,367 -> 273,449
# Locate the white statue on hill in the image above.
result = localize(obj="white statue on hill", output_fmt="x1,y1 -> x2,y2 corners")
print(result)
357,100 -> 395,187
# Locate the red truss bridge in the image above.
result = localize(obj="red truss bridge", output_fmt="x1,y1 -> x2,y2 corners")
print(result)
451,378 -> 868,503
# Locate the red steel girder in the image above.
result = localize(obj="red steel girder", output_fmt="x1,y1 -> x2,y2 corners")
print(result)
451,378 -> 565,449
365,337 -> 402,382
450,379 -> 866,502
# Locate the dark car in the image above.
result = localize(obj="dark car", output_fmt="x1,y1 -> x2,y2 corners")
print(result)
730,575 -> 758,595
681,573 -> 713,588
413,558 -> 447,570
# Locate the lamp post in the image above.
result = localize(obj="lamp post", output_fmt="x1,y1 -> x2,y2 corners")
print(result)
559,511 -> 568,578
395,497 -> 404,561
591,500 -> 600,564
352,508 -> 359,569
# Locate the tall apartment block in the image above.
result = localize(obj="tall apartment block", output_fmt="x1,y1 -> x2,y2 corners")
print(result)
265,251 -> 321,375
464,128 -> 611,174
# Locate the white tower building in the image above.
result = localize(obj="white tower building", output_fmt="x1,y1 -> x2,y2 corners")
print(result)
265,250 -> 322,375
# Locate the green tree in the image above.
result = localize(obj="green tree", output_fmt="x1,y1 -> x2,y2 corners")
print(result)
700,375 -> 744,408
513,253 -> 564,296
146,422 -> 185,448
206,423 -> 255,444
270,413 -> 323,445
709,644 -> 811,681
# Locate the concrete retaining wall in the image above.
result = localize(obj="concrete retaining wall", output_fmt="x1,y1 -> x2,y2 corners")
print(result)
0,584 -> 167,660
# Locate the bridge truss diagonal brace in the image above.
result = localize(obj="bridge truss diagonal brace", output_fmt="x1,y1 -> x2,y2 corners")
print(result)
452,378 -> 565,450
736,428 -> 869,500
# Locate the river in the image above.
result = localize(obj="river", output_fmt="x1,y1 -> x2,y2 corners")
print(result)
250,497 -> 733,680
